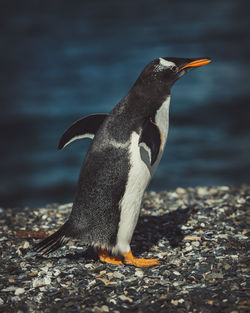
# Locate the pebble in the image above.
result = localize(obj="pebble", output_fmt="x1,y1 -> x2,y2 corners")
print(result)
32,277 -> 51,288
119,295 -> 133,303
171,299 -> 179,306
184,245 -> 193,252
192,241 -> 200,247
1,286 -> 16,292
100,305 -> 109,312
176,187 -> 186,194
15,288 -> 25,295
135,270 -> 144,278
197,187 -> 208,196
23,241 -> 30,249
224,264 -> 231,270
113,272 -> 124,279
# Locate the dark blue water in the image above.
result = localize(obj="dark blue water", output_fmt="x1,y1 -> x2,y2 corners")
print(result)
1,0 -> 250,208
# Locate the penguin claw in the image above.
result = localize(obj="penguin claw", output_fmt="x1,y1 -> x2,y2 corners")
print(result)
98,248 -> 123,265
123,250 -> 160,268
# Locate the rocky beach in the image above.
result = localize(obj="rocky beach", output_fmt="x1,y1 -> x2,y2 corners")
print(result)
0,186 -> 249,312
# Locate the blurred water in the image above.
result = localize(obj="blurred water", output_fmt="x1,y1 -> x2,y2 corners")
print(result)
0,0 -> 250,208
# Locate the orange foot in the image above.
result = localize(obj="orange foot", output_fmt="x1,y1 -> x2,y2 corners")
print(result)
123,250 -> 160,268
98,248 -> 123,265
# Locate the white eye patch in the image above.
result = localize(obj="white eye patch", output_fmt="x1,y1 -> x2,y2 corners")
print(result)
154,57 -> 176,72
159,58 -> 175,68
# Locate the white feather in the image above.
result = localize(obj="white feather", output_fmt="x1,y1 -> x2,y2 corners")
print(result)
114,131 -> 151,254
63,134 -> 94,148
159,58 -> 175,68
154,58 -> 176,73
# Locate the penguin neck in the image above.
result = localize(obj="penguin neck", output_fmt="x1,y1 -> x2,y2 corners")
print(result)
109,85 -> 171,142
113,85 -> 171,123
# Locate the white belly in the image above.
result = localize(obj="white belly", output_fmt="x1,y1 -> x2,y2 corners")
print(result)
114,96 -> 171,254
114,131 -> 151,254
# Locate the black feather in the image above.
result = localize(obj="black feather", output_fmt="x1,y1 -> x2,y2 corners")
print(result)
34,223 -> 69,255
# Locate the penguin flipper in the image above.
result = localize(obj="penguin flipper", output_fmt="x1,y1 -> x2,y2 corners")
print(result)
58,113 -> 108,150
139,120 -> 162,165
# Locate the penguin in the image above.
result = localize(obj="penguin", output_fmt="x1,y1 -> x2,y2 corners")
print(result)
34,57 -> 211,267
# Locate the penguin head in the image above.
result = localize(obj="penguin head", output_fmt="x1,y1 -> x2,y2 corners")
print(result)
137,57 -> 211,91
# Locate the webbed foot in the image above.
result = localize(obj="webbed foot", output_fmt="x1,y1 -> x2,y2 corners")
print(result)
98,248 -> 123,265
123,250 -> 160,267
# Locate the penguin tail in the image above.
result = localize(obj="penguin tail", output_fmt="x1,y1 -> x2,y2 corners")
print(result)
34,221 -> 70,256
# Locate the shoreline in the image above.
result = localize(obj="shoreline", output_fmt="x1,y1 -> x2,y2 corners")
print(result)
0,185 -> 249,312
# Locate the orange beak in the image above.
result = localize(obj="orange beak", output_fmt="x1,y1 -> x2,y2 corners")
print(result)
179,58 -> 211,71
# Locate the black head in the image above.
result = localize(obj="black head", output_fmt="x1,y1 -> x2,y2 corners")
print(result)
113,56 -> 211,125
135,57 -> 211,93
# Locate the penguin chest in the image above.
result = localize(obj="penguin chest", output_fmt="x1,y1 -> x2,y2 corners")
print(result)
151,96 -> 170,172
155,96 -> 170,146
115,131 -> 151,253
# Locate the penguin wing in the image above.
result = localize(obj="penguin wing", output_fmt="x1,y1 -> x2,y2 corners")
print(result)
58,114 -> 108,150
139,120 -> 162,165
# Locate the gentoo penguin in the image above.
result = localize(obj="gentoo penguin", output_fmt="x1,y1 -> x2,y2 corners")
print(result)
35,57 -> 211,267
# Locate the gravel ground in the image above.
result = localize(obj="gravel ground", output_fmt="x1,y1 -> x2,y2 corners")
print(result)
0,185 -> 249,313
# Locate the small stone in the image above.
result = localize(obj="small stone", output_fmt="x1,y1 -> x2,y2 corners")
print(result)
0,297 -> 4,305
32,277 -> 51,288
184,235 -> 201,241
101,305 -> 109,312
171,299 -> 179,306
119,295 -> 133,303
237,198 -> 245,204
28,271 -> 38,277
218,234 -> 228,239
219,186 -> 229,191
184,245 -> 193,252
176,187 -> 185,194
65,281 -> 72,286
135,270 -> 144,278
197,187 -> 207,196
205,272 -> 224,280
15,288 -> 25,295
109,299 -> 117,305
53,269 -> 60,277
40,266 -> 49,273
113,271 -> 124,279
23,241 -> 30,249
224,264 -> 231,270
10,296 -> 20,302
192,241 -> 200,247
1,286 -> 16,292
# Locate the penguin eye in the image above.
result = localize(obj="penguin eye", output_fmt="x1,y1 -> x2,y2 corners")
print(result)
171,66 -> 178,72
